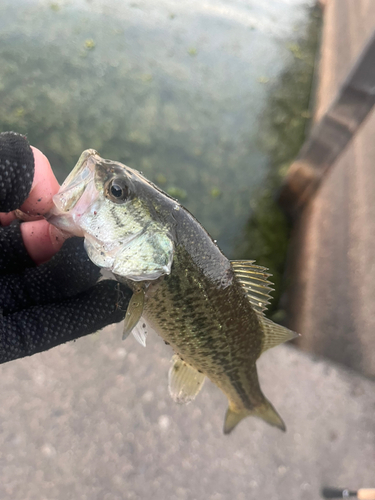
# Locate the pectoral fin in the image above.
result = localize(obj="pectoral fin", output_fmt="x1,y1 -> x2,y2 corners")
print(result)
132,322 -> 148,347
168,355 -> 205,404
128,315 -> 157,347
122,288 -> 145,341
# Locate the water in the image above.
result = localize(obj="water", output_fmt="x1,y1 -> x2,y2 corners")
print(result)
0,0 -> 319,291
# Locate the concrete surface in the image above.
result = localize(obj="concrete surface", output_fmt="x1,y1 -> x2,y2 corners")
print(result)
0,325 -> 374,500
285,0 -> 375,378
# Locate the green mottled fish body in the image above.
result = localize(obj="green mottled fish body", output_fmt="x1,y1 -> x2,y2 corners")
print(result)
142,211 -> 264,410
49,150 -> 296,434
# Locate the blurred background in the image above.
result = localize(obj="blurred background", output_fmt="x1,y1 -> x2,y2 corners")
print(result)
0,0 -> 374,499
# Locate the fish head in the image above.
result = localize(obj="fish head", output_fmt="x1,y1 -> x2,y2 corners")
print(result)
48,150 -> 176,281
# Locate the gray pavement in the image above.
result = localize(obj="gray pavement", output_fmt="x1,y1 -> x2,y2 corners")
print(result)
0,325 -> 374,499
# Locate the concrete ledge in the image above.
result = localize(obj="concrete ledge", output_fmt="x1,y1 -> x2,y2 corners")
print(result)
284,0 -> 375,378
0,328 -> 373,499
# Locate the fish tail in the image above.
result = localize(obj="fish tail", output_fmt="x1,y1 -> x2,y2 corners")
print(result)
223,406 -> 249,434
223,399 -> 286,434
253,398 -> 286,432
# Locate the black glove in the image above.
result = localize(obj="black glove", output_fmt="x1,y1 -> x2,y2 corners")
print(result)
0,132 -> 132,364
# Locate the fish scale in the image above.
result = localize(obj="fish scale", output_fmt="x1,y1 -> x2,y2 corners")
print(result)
142,209 -> 267,411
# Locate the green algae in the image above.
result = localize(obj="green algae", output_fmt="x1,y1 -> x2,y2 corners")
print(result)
84,39 -> 96,50
210,188 -> 221,199
166,186 -> 188,200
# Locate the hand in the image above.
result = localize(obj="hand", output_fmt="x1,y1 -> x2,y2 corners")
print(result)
0,138 -> 65,263
0,132 -> 131,364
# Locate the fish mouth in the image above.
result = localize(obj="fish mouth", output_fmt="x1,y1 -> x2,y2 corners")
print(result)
47,149 -> 99,236
53,149 -> 98,212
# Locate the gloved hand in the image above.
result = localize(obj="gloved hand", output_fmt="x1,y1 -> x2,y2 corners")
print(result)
0,132 -> 131,364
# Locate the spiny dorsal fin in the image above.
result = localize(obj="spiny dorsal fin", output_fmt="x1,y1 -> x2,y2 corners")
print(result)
231,260 -> 298,349
259,315 -> 299,353
168,355 -> 205,404
231,260 -> 274,314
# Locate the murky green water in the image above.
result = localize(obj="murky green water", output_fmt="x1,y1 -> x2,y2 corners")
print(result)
0,0 -> 320,308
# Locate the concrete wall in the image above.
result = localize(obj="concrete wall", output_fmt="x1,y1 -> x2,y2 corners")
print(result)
287,0 -> 375,378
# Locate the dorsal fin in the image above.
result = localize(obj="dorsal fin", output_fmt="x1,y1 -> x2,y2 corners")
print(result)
258,315 -> 299,353
230,260 -> 299,349
231,260 -> 274,314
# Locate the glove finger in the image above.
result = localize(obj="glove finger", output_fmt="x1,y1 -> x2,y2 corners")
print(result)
0,237 -> 104,314
0,280 -> 132,364
0,221 -> 35,275
0,132 -> 34,212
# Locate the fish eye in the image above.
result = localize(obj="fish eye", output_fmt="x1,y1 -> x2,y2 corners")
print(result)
107,177 -> 129,203
111,184 -> 123,198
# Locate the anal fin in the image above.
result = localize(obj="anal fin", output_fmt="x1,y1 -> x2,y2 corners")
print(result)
168,355 -> 205,404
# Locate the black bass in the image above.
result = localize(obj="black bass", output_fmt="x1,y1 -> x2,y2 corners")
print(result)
49,150 -> 297,434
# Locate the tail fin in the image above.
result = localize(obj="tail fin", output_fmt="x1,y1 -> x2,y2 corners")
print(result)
224,407 -> 249,434
254,398 -> 286,431
223,399 -> 286,434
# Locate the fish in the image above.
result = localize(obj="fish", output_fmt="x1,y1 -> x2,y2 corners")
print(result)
48,149 -> 297,434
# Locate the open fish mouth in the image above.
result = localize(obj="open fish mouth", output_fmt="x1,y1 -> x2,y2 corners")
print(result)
47,150 -> 99,236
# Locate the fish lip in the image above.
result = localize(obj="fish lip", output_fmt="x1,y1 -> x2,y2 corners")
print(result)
46,212 -> 85,237
59,149 -> 98,191
46,150 -> 99,236
54,155 -> 97,212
